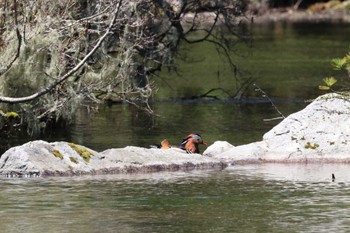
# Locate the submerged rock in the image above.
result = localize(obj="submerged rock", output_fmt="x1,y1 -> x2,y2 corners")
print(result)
215,93 -> 350,163
0,141 -> 226,177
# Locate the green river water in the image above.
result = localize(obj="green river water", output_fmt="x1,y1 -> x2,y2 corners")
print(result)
1,22 -> 350,232
2,164 -> 350,232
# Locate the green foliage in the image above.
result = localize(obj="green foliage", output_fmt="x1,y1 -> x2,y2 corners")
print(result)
319,77 -> 337,91
331,53 -> 350,71
323,77 -> 338,87
331,58 -> 347,70
320,52 -> 350,91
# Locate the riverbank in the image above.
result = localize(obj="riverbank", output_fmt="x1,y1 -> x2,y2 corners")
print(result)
251,8 -> 350,23
182,8 -> 350,26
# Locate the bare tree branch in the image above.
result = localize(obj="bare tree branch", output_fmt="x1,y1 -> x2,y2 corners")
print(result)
183,11 -> 220,43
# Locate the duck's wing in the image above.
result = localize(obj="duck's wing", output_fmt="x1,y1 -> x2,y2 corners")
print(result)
185,142 -> 199,154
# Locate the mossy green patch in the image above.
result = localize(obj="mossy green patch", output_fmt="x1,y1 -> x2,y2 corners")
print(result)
4,112 -> 19,119
305,142 -> 319,149
68,143 -> 93,163
0,110 -> 19,119
53,149 -> 64,160
69,157 -> 79,164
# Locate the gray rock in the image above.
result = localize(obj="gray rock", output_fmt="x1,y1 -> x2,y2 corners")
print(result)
0,141 -> 226,177
203,141 -> 235,157
215,93 -> 350,163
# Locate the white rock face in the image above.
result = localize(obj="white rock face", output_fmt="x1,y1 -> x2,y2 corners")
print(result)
0,141 -> 103,176
215,93 -> 350,163
203,141 -> 235,157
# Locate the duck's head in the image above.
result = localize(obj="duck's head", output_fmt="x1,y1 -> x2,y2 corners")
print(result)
185,133 -> 206,145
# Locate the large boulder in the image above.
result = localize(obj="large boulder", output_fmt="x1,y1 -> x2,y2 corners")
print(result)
0,141 -> 104,177
0,141 -> 226,177
214,93 -> 350,163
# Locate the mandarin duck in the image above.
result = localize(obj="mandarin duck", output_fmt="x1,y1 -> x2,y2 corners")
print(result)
158,133 -> 206,154
180,133 -> 206,154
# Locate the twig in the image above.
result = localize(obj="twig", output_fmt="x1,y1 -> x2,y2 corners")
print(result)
189,87 -> 231,99
254,83 -> 285,121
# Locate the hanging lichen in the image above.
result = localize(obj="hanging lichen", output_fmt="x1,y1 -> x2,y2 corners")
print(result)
0,0 -> 248,135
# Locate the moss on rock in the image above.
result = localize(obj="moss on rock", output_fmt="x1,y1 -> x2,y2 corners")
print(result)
68,143 -> 93,163
69,157 -> 78,164
305,142 -> 320,149
53,149 -> 64,160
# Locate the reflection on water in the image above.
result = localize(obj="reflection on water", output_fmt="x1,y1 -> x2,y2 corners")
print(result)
1,164 -> 350,232
157,22 -> 350,100
46,100 -> 307,153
